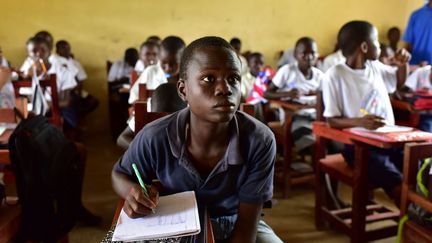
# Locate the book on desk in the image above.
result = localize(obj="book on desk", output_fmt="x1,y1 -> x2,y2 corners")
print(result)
112,191 -> 201,242
346,125 -> 432,143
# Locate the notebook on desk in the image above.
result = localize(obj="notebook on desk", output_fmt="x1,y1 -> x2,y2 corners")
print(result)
345,126 -> 432,142
112,191 -> 201,242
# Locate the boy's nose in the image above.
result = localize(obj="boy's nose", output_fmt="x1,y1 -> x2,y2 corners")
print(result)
215,79 -> 232,96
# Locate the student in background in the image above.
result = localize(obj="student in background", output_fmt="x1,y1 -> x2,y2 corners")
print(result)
379,43 -> 395,66
387,27 -> 401,57
230,37 -> 249,75
0,46 -> 10,68
404,65 -> 432,131
134,40 -> 160,74
0,66 -> 14,109
265,37 -> 324,152
108,48 -> 139,84
56,40 -> 87,83
116,82 -> 187,150
322,20 -> 411,205
146,35 -> 162,46
320,43 -> 346,72
128,36 -> 185,104
112,36 -> 282,242
241,52 -> 264,101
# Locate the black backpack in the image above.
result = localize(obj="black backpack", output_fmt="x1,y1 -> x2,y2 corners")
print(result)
8,115 -> 81,242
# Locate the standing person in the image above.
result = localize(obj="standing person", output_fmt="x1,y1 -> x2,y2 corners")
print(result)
403,0 -> 432,65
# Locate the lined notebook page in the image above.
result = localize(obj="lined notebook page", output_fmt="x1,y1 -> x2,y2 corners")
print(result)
112,191 -> 200,242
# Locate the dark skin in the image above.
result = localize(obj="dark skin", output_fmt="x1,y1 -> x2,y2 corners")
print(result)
387,29 -> 400,53
178,47 -> 261,242
328,27 -> 411,130
140,45 -> 159,66
112,46 -> 262,242
248,55 -> 264,77
159,48 -> 181,84
264,41 -> 318,100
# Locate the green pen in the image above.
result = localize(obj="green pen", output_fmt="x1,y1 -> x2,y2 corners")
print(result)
132,163 -> 155,213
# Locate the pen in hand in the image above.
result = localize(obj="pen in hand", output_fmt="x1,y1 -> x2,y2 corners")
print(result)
132,163 -> 156,213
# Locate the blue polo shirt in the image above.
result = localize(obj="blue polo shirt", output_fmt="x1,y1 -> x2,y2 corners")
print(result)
403,4 -> 432,64
114,107 -> 275,218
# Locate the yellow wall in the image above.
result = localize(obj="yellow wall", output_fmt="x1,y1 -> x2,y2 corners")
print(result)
0,0 -> 425,130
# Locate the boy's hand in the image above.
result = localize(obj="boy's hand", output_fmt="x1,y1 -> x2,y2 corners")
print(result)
358,115 -> 386,130
287,88 -> 300,99
394,48 -> 411,66
124,184 -> 159,218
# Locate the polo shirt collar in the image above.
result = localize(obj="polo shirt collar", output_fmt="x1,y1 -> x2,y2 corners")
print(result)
167,107 -> 243,166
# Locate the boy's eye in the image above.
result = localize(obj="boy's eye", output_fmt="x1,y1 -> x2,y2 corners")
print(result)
227,75 -> 241,84
202,76 -> 215,82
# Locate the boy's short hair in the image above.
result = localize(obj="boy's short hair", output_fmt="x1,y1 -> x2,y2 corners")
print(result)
33,36 -> 50,48
388,27 -> 400,34
151,83 -> 187,112
55,40 -> 69,49
295,37 -> 315,49
139,41 -> 160,51
35,30 -> 52,40
161,36 -> 186,54
247,52 -> 263,62
26,37 -> 36,45
229,37 -> 241,46
179,36 -> 237,80
337,20 -> 374,57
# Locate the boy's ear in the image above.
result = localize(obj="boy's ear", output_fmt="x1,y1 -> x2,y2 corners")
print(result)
360,41 -> 368,53
177,79 -> 187,102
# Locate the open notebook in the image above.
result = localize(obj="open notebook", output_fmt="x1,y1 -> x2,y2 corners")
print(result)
112,191 -> 201,242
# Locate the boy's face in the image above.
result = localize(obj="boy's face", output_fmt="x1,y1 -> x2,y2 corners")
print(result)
57,43 -> 71,58
140,45 -> 159,66
366,28 -> 381,60
33,42 -> 50,60
160,49 -> 180,77
180,47 -> 241,123
295,42 -> 318,69
388,29 -> 400,44
248,55 -> 264,76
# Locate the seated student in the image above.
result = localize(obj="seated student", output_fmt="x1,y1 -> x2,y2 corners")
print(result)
241,52 -> 264,101
134,40 -> 160,74
116,82 -> 187,150
404,64 -> 432,131
108,48 -> 139,84
128,36 -> 185,104
112,36 -> 282,243
320,43 -> 346,72
265,37 -> 324,152
322,20 -> 411,205
229,37 -> 249,75
147,35 -> 162,46
0,46 -> 10,68
387,26 -> 401,57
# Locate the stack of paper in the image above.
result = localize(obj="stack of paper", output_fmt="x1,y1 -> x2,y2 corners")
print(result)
112,191 -> 201,242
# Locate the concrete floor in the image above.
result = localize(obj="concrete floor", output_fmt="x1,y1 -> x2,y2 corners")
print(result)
69,112 -> 399,243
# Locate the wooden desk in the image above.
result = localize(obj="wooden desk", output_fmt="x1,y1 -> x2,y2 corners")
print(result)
313,122 -> 432,243
111,199 -> 215,243
0,129 -> 13,146
0,197 -> 21,243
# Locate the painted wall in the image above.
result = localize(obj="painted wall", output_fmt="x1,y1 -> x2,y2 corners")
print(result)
0,0 -> 425,131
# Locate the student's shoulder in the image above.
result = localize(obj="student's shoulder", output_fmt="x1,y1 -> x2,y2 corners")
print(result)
235,111 -> 275,143
325,62 -> 347,78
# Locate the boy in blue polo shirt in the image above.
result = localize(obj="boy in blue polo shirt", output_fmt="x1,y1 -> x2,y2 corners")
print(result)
112,36 -> 282,242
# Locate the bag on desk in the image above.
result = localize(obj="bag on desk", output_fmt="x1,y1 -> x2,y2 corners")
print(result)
8,115 -> 81,242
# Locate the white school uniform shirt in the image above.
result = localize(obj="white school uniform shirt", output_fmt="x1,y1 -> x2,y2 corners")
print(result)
68,58 -> 87,81
272,63 -> 324,95
128,64 -> 167,104
241,72 -> 256,99
134,60 -> 145,74
322,60 -> 397,125
108,59 -> 134,82
0,56 -> 15,109
277,48 -> 296,67
405,65 -> 432,91
319,50 -> 346,72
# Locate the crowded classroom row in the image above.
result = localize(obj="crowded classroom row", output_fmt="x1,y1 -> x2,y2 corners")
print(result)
0,0 -> 432,242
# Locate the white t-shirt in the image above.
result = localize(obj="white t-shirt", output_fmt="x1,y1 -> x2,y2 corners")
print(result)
272,63 -> 324,95
68,58 -> 87,82
128,64 -> 167,104
319,50 -> 346,72
239,55 -> 249,76
134,60 -> 145,74
322,60 -> 397,125
241,72 -> 256,99
405,65 -> 432,91
108,59 -> 134,82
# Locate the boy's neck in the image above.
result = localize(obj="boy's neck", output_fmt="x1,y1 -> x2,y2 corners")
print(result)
298,65 -> 312,79
188,115 -> 230,149
345,55 -> 366,69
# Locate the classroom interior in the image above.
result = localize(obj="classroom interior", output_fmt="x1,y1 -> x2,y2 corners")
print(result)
1,0 -> 431,242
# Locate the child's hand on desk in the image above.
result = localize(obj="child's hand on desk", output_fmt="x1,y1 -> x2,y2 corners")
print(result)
358,115 -> 386,130
124,184 -> 159,218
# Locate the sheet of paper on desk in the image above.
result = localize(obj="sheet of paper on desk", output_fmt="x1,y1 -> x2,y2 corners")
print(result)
112,191 -> 201,242
351,125 -> 413,133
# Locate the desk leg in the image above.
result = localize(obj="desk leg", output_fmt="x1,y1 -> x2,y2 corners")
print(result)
351,141 -> 369,243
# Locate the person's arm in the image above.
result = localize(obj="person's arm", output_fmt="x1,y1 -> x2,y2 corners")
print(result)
394,49 -> 411,89
228,202 -> 262,243
263,83 -> 299,100
0,66 -> 11,90
117,126 -> 135,150
111,170 -> 158,218
327,115 -> 386,130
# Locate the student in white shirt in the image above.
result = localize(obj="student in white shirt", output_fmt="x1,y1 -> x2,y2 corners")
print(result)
230,37 -> 249,76
108,48 -> 139,83
134,41 -> 160,74
241,52 -> 264,101
128,36 -> 185,105
0,66 -> 14,109
265,37 -> 324,152
322,20 -> 410,204
320,47 -> 346,72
